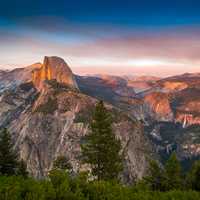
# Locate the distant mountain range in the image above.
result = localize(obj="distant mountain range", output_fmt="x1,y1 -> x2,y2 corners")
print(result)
1,56 -> 200,179
77,71 -> 200,166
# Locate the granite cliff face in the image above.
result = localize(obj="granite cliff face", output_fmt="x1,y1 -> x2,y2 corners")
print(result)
0,63 -> 42,93
138,75 -> 200,163
143,92 -> 173,122
134,74 -> 200,127
0,57 -> 152,183
32,56 -> 78,91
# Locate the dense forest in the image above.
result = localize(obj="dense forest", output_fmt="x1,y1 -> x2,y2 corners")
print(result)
0,101 -> 200,200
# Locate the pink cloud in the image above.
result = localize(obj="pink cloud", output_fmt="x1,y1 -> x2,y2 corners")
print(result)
1,25 -> 200,76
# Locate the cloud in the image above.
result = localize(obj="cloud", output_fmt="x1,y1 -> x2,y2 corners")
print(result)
0,20 -> 200,76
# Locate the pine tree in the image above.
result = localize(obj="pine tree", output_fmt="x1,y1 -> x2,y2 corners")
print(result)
81,100 -> 123,181
0,128 -> 19,175
144,160 -> 165,191
187,160 -> 200,191
163,153 -> 183,190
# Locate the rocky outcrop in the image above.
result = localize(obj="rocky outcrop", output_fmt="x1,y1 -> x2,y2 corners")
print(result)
143,92 -> 173,121
76,75 -> 135,104
175,113 -> 200,128
32,56 -> 78,91
0,57 -> 153,183
162,81 -> 188,92
171,88 -> 200,127
0,63 -> 42,93
0,82 -> 152,182
0,56 -> 79,93
73,72 -> 200,166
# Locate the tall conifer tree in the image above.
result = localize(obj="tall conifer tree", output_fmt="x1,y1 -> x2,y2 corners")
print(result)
81,101 -> 122,181
163,153 -> 183,190
0,128 -> 19,175
144,160 -> 165,191
187,160 -> 200,190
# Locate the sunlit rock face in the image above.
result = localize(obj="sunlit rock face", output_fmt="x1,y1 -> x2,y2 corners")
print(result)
143,92 -> 173,121
175,113 -> 200,128
32,56 -> 78,91
0,56 -> 78,93
174,92 -> 200,127
133,76 -> 200,164
162,81 -> 188,92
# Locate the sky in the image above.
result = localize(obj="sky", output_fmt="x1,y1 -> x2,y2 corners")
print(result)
0,0 -> 200,76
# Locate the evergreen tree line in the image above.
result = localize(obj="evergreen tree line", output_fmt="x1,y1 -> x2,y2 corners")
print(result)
0,101 -> 200,199
143,153 -> 200,192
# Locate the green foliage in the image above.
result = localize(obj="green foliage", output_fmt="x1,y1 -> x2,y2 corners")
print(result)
163,152 -> 183,190
48,169 -> 86,200
17,159 -> 29,178
74,109 -> 93,123
0,128 -> 19,176
81,100 -> 123,181
0,172 -> 200,200
0,176 -> 52,200
187,160 -> 200,191
144,153 -> 184,191
48,169 -> 71,199
53,155 -> 72,172
0,128 -> 29,178
144,160 -> 165,191
35,97 -> 57,114
0,175 -> 200,200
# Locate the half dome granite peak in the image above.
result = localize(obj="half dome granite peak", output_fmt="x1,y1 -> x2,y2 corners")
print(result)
32,56 -> 79,91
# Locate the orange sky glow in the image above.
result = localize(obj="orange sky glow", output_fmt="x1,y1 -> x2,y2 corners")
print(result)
1,26 -> 200,77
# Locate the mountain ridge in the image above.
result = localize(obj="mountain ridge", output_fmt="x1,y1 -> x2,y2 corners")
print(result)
0,56 -> 153,183
1,56 -> 200,171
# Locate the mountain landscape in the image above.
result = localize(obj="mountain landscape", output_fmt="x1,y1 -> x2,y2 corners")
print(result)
77,70 -> 200,166
1,56 -> 200,181
0,56 -> 153,183
1,1 -> 200,199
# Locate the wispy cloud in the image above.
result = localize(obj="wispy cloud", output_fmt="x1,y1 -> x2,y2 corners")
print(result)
0,17 -> 200,76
